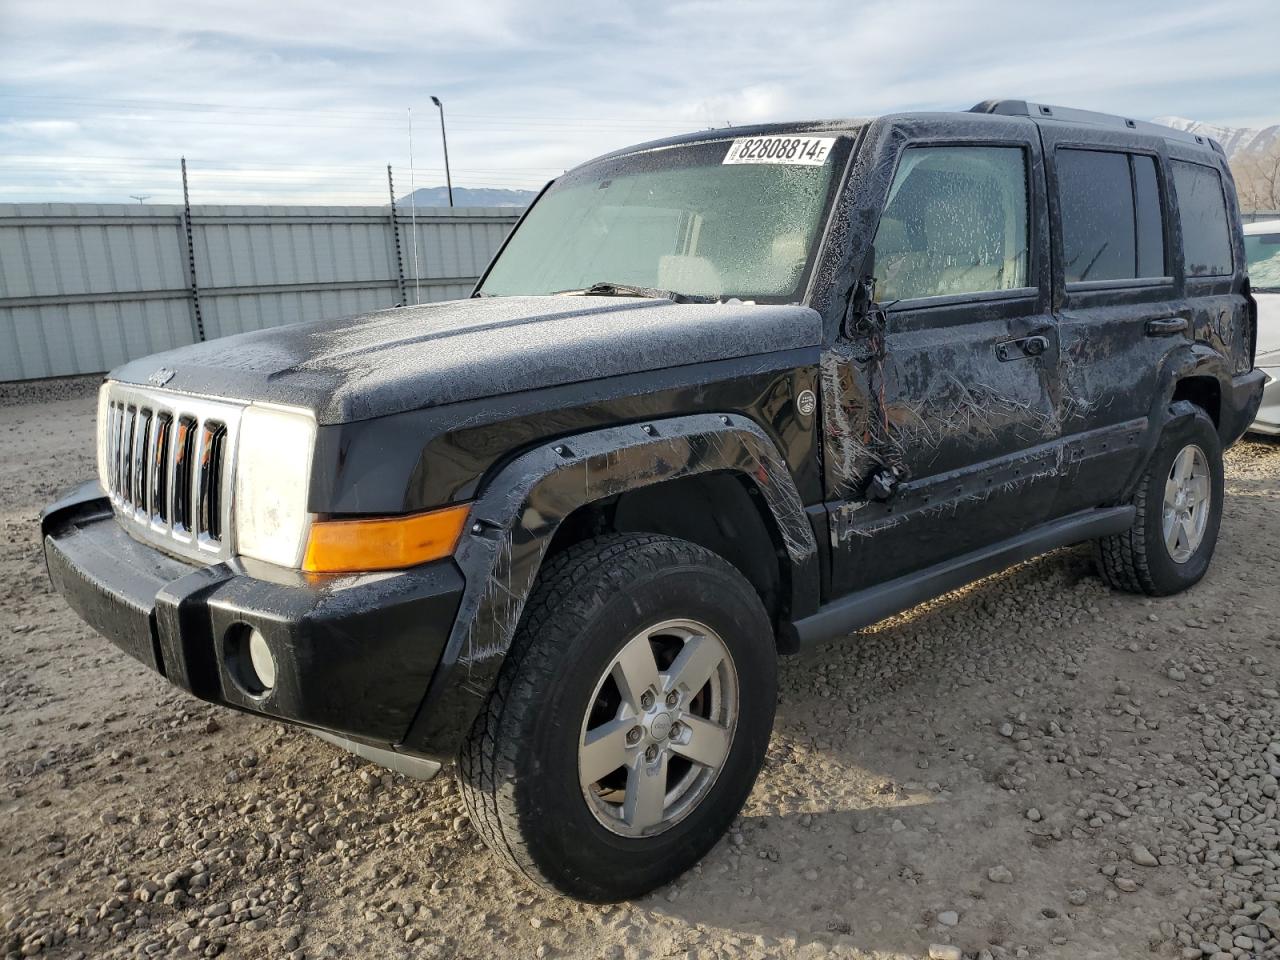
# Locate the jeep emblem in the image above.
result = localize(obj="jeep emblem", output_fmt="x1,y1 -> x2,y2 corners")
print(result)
796,389 -> 816,416
147,367 -> 175,387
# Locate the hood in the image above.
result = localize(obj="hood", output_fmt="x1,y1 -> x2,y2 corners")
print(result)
110,296 -> 822,424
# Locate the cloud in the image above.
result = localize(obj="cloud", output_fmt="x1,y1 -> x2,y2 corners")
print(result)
1,0 -> 1277,203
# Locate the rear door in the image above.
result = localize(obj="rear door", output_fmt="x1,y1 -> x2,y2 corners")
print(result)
823,116 -> 1062,595
1038,125 -> 1181,516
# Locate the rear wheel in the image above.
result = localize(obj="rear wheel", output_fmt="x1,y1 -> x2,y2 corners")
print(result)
458,534 -> 776,902
1094,403 -> 1224,595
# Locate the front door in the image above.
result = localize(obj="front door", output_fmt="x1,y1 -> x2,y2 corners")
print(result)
822,120 -> 1061,595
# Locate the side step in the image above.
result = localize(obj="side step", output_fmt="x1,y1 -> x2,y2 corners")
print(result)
786,506 -> 1135,649
313,731 -> 442,781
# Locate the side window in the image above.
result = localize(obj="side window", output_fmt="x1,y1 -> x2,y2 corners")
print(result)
1172,160 -> 1233,277
1057,149 -> 1167,283
872,146 -> 1029,302
1133,155 -> 1166,277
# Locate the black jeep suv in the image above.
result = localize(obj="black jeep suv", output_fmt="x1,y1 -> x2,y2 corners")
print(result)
43,100 -> 1265,902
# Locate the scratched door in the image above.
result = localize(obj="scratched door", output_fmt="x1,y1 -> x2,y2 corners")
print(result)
823,131 -> 1063,595
1038,126 -> 1219,518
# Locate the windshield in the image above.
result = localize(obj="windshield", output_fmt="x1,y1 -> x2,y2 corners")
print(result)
477,135 -> 850,303
1245,230 -> 1280,292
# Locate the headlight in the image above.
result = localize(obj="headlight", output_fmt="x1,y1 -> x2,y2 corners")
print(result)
234,404 -> 317,567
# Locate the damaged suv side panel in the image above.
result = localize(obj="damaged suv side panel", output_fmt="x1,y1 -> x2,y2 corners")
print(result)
806,109 -> 1258,606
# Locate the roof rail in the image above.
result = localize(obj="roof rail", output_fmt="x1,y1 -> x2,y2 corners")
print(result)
969,99 -> 1215,150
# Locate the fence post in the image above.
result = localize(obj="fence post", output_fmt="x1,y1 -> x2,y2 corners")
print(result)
387,164 -> 408,307
180,157 -> 206,342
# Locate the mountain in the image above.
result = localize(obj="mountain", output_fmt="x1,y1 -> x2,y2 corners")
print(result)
1153,117 -> 1280,159
396,186 -> 536,208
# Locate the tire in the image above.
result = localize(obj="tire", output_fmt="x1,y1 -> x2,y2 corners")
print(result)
457,533 -> 776,902
1094,402 -> 1224,596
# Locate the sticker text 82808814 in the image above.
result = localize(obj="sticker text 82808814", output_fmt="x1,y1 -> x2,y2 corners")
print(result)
722,136 -> 835,166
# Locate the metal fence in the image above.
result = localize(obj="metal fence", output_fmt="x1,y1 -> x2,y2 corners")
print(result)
0,203 -> 521,382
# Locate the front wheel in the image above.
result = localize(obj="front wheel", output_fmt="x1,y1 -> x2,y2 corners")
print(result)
458,534 -> 776,902
1094,402 -> 1225,596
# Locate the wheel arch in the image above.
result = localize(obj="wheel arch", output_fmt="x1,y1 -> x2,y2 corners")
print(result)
546,471 -> 794,639
1152,345 -> 1232,440
400,413 -> 820,755
1121,346 -> 1234,502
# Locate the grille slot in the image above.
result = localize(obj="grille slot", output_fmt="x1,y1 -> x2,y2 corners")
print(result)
151,413 -> 172,523
173,416 -> 197,534
98,385 -> 244,563
198,422 -> 227,542
132,409 -> 152,509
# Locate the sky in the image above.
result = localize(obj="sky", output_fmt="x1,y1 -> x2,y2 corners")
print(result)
1,0 -> 1278,206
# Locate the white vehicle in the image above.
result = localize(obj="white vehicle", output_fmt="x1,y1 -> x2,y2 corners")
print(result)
1246,219 -> 1280,435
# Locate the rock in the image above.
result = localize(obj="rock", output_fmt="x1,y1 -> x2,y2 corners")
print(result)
929,946 -> 963,960
937,910 -> 959,927
1115,877 -> 1138,893
1025,808 -> 1041,822
987,865 -> 1014,884
1130,844 -> 1159,867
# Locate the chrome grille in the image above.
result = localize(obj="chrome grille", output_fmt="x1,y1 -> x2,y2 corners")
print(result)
99,383 -> 244,563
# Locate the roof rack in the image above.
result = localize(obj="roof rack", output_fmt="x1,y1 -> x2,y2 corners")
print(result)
969,100 -> 1219,152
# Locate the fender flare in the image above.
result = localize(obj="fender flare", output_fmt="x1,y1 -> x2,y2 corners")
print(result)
1122,344 -> 1234,499
398,412 -> 819,756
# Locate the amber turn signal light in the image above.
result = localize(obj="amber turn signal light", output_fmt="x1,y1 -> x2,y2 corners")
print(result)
302,503 -> 471,573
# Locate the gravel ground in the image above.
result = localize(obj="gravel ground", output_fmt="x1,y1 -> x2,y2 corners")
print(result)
2,383 -> 1279,960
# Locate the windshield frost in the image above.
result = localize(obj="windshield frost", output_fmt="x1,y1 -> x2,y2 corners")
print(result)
478,138 -> 845,302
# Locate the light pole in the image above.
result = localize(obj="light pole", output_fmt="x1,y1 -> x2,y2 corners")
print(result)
430,95 -> 454,208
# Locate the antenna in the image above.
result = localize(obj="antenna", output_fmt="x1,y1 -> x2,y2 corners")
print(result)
129,194 -> 152,204
407,107 -> 421,305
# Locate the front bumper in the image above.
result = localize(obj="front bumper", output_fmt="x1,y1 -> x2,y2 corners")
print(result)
1250,366 -> 1280,436
42,482 -> 465,763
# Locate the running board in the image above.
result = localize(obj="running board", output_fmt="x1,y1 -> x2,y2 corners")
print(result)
786,506 -> 1135,649
312,731 -> 442,781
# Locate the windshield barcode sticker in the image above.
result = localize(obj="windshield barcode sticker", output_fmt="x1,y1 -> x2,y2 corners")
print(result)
722,136 -> 835,166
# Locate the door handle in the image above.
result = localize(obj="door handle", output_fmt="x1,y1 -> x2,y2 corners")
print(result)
996,335 -> 1050,362
1145,317 -> 1188,336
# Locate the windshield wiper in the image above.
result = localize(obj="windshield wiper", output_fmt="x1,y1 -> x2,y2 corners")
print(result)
553,281 -> 718,304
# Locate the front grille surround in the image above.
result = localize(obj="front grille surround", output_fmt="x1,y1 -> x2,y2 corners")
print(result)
99,383 -> 245,563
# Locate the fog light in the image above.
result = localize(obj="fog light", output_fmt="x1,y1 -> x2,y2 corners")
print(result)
247,629 -> 276,692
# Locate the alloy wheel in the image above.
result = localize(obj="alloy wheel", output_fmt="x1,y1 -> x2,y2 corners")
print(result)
1162,443 -> 1211,563
578,619 -> 738,838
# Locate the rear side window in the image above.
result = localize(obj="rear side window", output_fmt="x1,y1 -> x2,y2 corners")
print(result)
1172,161 -> 1233,277
872,145 -> 1029,302
1057,149 -> 1166,283
1133,156 -> 1165,277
